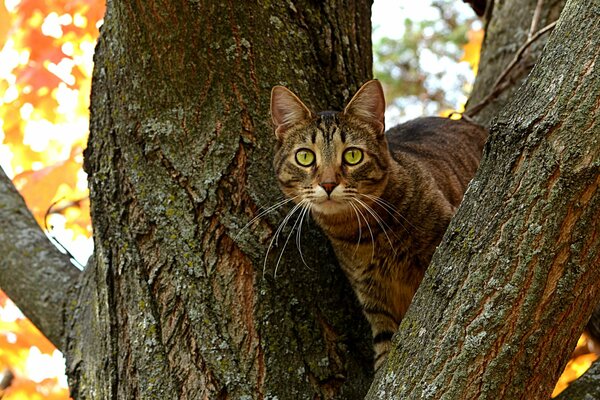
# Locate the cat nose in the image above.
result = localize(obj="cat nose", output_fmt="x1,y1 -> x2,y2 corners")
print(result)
320,182 -> 338,196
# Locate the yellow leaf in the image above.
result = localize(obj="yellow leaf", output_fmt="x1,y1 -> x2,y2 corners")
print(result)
13,153 -> 82,226
552,334 -> 598,397
461,29 -> 484,75
0,2 -> 10,51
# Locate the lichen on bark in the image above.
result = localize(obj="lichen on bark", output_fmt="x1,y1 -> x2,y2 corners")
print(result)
68,0 -> 376,398
367,0 -> 599,398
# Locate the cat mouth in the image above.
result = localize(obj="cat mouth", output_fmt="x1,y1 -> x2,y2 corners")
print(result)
313,197 -> 340,205
311,197 -> 351,214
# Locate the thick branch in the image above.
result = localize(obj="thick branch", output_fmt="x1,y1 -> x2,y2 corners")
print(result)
0,167 -> 81,350
367,0 -> 599,398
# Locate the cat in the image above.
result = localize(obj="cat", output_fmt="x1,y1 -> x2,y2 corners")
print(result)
270,80 -> 487,370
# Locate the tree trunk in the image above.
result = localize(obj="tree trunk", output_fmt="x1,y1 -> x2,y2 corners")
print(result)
66,1 -> 374,398
366,0 -> 600,398
2,0 -> 598,399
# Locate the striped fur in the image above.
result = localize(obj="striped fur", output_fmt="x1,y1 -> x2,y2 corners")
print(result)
271,81 -> 487,370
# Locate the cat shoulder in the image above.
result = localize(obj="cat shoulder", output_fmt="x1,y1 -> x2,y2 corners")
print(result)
386,116 -> 486,141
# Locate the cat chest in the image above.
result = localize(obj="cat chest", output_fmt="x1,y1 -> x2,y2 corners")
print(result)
330,237 -> 420,285
331,239 -> 425,318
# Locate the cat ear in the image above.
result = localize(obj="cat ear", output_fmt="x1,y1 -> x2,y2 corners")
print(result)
343,80 -> 385,134
270,86 -> 314,139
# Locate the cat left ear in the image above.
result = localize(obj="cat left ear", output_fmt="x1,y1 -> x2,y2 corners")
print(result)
271,86 -> 314,140
343,80 -> 385,134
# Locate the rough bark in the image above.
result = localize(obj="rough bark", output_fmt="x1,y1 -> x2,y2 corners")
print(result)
1,0 -> 597,398
0,168 -> 80,349
66,1 -> 374,399
466,0 -> 566,127
366,0 -> 599,398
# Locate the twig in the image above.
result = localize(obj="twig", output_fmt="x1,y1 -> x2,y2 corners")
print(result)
462,0 -> 487,17
466,20 -> 557,117
0,369 -> 13,393
46,196 -> 88,215
44,198 -> 86,270
447,112 -> 476,124
528,0 -> 546,39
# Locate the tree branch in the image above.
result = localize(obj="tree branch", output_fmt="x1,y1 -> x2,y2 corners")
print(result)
465,20 -> 557,117
367,0 -> 600,397
0,167 -> 81,350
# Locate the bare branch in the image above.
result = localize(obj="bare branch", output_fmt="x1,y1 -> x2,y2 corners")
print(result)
466,21 -> 557,117
0,369 -> 13,391
528,0 -> 546,39
0,167 -> 81,350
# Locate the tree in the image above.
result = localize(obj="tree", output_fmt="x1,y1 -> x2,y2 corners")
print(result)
366,0 -> 600,398
4,1 -> 375,398
0,1 -> 597,400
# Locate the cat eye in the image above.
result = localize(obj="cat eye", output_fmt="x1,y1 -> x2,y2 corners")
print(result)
295,149 -> 315,167
343,148 -> 363,165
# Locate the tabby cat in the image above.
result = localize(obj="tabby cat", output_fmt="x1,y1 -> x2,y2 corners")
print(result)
270,80 -> 487,370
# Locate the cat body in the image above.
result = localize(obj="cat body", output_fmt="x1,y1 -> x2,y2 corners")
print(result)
271,81 -> 487,369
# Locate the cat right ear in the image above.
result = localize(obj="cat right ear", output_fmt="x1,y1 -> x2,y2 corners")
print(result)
343,80 -> 385,135
270,86 -> 313,140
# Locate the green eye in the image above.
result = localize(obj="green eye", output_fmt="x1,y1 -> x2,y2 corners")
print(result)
295,149 -> 315,166
343,148 -> 363,165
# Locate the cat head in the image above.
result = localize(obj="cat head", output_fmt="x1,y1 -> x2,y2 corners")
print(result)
271,80 -> 391,218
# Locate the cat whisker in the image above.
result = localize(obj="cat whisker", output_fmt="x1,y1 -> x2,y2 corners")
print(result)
236,195 -> 301,239
295,202 -> 312,270
359,194 -> 403,225
275,200 -> 313,277
264,199 -> 306,277
361,193 -> 420,233
349,199 -> 375,264
347,201 -> 363,257
353,197 -> 397,255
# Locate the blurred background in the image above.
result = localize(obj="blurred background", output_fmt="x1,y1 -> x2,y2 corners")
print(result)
0,0 -> 594,398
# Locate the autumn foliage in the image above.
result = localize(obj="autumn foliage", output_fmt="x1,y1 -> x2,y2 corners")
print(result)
0,1 -> 595,398
0,0 -> 103,233
0,0 -> 104,398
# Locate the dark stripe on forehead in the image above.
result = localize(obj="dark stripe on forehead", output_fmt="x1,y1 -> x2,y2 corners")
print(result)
317,111 -> 340,143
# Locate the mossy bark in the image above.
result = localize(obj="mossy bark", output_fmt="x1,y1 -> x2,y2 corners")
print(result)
366,0 -> 599,398
66,1 -> 374,399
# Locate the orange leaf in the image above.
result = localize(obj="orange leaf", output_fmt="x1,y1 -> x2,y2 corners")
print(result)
0,318 -> 56,355
12,153 -> 82,226
3,376 -> 69,400
0,1 -> 11,51
0,291 -> 8,307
